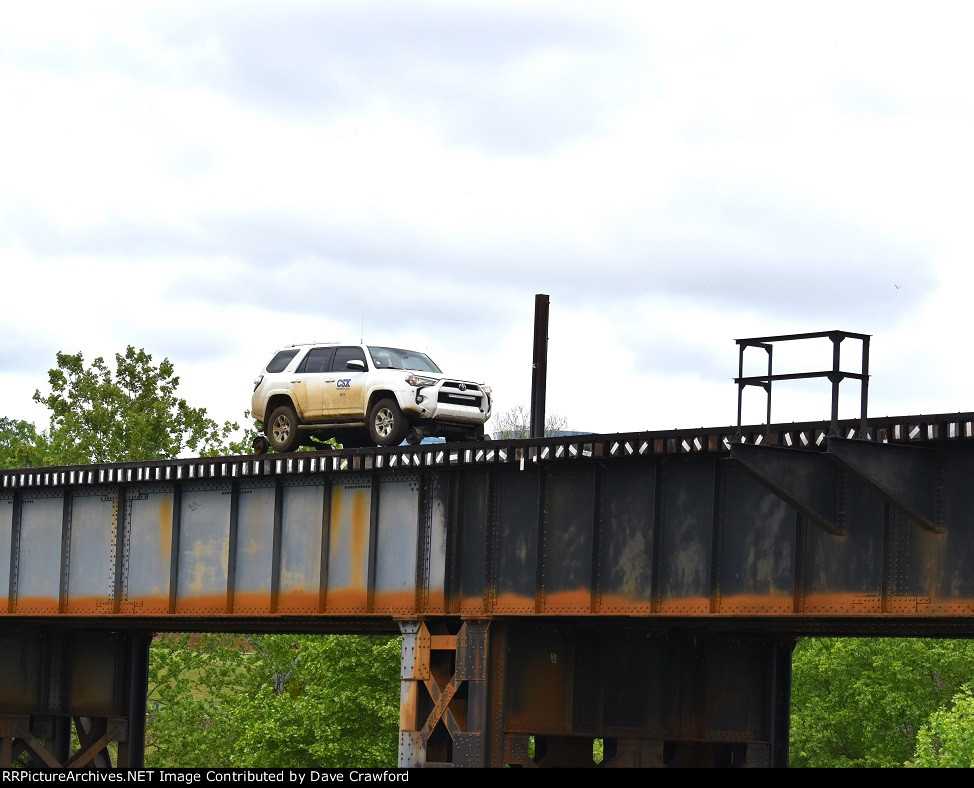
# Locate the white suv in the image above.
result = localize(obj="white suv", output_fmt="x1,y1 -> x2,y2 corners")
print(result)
251,343 -> 493,452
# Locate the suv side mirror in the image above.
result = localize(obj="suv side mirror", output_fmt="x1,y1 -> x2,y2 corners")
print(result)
346,359 -> 366,371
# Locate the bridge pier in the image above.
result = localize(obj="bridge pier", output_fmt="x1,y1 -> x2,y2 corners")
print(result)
398,620 -> 795,768
0,628 -> 149,768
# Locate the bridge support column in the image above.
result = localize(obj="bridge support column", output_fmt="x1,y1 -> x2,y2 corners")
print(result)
497,623 -> 794,768
397,621 -> 794,768
0,628 -> 150,768
397,619 -> 491,767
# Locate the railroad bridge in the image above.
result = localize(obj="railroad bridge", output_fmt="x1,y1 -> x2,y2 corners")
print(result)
3,331 -> 974,768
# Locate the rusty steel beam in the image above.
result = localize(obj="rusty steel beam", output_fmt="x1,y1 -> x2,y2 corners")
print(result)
398,619 -> 794,768
1,412 -> 974,767
3,415 -> 974,629
826,436 -> 943,533
0,630 -> 148,768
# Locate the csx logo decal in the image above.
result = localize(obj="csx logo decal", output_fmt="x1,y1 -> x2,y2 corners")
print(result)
337,379 -> 351,388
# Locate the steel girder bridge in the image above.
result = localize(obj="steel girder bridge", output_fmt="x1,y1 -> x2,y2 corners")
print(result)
3,333 -> 974,769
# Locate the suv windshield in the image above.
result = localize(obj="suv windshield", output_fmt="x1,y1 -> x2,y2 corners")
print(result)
368,346 -> 441,373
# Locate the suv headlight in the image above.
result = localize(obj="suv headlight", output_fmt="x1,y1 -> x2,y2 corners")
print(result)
481,385 -> 492,397
253,374 -> 264,391
406,374 -> 438,387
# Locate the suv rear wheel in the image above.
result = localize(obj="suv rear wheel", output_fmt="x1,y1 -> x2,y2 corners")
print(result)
369,398 -> 408,447
267,403 -> 301,452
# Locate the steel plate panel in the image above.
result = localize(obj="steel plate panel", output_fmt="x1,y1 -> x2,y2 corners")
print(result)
931,449 -> 974,608
719,464 -> 795,614
493,470 -> 541,614
278,481 -> 326,613
67,632 -> 124,716
802,476 -> 884,613
658,461 -> 715,613
0,633 -> 43,710
598,464 -> 655,614
0,494 -> 12,611
424,474 -> 449,614
701,640 -> 766,739
373,474 -> 419,614
123,485 -> 174,613
14,492 -> 63,613
64,488 -> 118,613
601,634 -> 676,734
542,468 -> 595,614
232,480 -> 276,614
326,475 -> 371,612
505,627 -> 574,732
458,469 -> 489,616
174,483 -> 231,613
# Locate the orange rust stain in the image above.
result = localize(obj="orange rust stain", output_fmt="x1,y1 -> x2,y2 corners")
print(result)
597,593 -> 651,615
158,496 -> 173,567
349,490 -> 368,588
459,599 -> 487,616
63,595 -> 114,614
332,487 -> 369,590
229,591 -> 272,614
491,592 -> 535,614
277,590 -> 320,614
322,586 -> 368,613
372,589 -> 420,615
425,586 -> 446,612
541,589 -> 592,612
119,596 -> 170,614
801,593 -> 883,614
400,681 -> 419,732
8,597 -> 59,614
715,593 -> 795,615
174,593 -> 231,614
658,597 -> 712,614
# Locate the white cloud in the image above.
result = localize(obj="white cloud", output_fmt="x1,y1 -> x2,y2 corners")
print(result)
2,1 -> 974,445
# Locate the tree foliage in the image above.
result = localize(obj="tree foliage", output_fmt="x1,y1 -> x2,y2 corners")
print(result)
146,633 -> 401,768
0,416 -> 50,468
492,404 -> 570,439
789,637 -> 974,767
29,346 -> 249,464
909,684 -> 974,767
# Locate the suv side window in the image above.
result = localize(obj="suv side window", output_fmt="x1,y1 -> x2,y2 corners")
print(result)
266,349 -> 300,373
297,347 -> 335,374
332,346 -> 367,371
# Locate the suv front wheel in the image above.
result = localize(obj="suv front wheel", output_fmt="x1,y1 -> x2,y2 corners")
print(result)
369,398 -> 408,447
267,403 -> 301,453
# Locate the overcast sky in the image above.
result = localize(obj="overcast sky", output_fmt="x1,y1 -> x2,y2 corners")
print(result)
3,1 -> 973,445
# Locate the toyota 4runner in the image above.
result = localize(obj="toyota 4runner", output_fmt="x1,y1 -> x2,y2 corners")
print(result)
251,343 -> 493,452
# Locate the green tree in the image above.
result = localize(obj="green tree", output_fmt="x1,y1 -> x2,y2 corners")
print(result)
31,346 -> 249,464
0,416 -> 51,467
908,684 -> 974,767
789,637 -> 974,767
146,633 -> 401,768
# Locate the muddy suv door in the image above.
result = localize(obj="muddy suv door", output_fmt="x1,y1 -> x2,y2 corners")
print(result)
321,345 -> 369,418
292,345 -> 335,420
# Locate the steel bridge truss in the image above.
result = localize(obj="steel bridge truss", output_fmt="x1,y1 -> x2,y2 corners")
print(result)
3,409 -> 974,767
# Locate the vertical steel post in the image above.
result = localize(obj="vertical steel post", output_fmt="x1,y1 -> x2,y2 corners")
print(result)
530,294 -> 550,439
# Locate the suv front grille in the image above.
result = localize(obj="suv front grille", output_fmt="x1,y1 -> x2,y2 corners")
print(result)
438,381 -> 483,408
